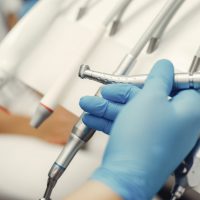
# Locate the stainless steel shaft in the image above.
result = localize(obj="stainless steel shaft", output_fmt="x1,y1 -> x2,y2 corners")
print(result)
79,65 -> 200,90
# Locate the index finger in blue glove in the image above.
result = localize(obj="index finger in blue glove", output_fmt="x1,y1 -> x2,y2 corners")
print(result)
82,114 -> 113,134
80,96 -> 122,120
143,59 -> 174,97
101,84 -> 140,104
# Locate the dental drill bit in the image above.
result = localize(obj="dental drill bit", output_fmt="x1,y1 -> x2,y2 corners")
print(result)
147,0 -> 185,53
79,65 -> 200,90
189,47 -> 200,75
109,0 -> 133,36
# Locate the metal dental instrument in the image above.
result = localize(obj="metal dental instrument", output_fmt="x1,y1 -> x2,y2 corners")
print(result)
79,65 -> 200,90
189,47 -> 200,75
76,0 -> 94,20
31,0 -> 134,128
39,1 -> 187,199
147,0 -> 185,54
109,0 -> 133,36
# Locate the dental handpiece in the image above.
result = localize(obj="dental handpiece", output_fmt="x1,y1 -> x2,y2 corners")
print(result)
40,45 -> 137,200
79,65 -> 200,90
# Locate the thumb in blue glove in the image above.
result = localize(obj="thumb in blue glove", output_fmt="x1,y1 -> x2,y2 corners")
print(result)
80,59 -> 200,200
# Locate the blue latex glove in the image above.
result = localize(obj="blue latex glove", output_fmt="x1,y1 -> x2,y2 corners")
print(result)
80,60 -> 200,200
80,84 -> 140,134
19,0 -> 37,17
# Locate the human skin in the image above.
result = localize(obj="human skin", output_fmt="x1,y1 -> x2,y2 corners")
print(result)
0,106 -> 78,145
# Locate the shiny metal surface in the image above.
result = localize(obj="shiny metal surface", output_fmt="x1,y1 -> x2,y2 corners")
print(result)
30,104 -> 52,128
55,134 -> 85,168
189,56 -> 200,75
109,0 -> 133,36
147,0 -> 185,53
79,65 -> 200,90
130,0 -> 185,59
111,54 -> 136,75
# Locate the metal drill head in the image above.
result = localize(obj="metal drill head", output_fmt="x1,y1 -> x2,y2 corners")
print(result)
76,7 -> 87,20
147,37 -> 159,54
109,20 -> 120,36
79,65 -> 90,79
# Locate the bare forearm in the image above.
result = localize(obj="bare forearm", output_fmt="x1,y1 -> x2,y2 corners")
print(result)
65,181 -> 122,200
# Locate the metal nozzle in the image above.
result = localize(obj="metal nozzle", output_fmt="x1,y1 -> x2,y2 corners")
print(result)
76,7 -> 87,20
109,19 -> 121,36
78,65 -> 200,90
30,104 -> 53,128
79,65 -> 90,79
189,56 -> 200,75
147,37 -> 159,54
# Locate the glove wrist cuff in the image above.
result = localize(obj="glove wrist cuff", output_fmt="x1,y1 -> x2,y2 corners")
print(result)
91,167 -> 148,200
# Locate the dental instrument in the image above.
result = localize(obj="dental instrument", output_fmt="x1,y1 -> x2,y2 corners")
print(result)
76,0 -> 94,20
38,1 -> 188,200
0,0 -> 71,88
189,47 -> 200,74
79,64 -> 200,89
109,0 -> 133,36
31,0 -> 134,128
147,0 -> 185,53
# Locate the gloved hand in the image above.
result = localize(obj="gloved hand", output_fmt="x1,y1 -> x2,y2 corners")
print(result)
80,60 -> 200,200
80,84 -> 140,134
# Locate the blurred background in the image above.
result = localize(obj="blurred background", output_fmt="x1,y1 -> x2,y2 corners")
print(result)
0,0 -> 200,200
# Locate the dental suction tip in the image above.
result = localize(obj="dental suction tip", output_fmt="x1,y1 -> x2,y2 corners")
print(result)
79,65 -> 90,78
76,8 -> 86,20
109,20 -> 120,36
30,104 -> 53,128
147,37 -> 159,54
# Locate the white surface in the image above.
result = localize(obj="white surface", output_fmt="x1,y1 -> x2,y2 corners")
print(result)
0,0 -> 200,199
0,134 -> 107,200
